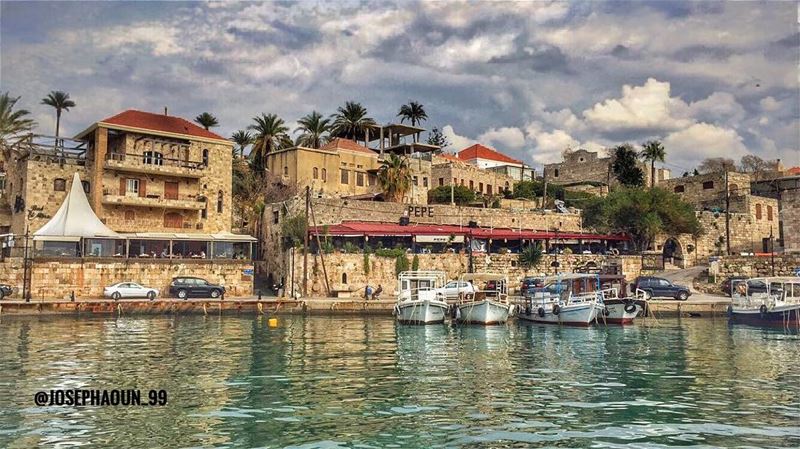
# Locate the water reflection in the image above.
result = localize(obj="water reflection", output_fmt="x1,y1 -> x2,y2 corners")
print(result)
0,316 -> 797,448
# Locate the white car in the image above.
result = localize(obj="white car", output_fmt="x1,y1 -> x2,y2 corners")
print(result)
104,282 -> 159,300
436,280 -> 476,300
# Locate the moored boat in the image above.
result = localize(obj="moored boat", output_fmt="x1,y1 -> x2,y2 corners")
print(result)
596,274 -> 648,324
395,271 -> 450,324
518,273 -> 606,326
729,277 -> 800,328
455,273 -> 513,325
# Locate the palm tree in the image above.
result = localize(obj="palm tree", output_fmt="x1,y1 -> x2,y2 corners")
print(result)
377,153 -> 412,203
194,112 -> 219,130
41,91 -> 75,143
294,111 -> 331,149
640,140 -> 666,188
397,101 -> 427,142
230,130 -> 253,158
247,113 -> 289,175
330,101 -> 376,145
0,93 -> 35,146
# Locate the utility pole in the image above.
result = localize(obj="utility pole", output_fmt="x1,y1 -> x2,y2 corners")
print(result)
770,227 -> 775,276
542,169 -> 548,210
450,177 -> 454,206
303,186 -> 310,297
725,170 -> 731,255
22,224 -> 30,302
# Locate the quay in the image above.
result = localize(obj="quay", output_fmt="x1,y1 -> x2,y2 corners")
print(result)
0,296 -> 732,318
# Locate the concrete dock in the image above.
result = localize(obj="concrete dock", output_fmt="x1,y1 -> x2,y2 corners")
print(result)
0,296 -> 732,318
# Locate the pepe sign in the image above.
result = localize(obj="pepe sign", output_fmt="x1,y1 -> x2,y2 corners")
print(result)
407,206 -> 434,218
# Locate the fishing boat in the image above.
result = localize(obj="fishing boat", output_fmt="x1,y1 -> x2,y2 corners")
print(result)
394,271 -> 450,324
518,273 -> 606,326
728,277 -> 800,328
597,274 -> 648,324
455,273 -> 513,325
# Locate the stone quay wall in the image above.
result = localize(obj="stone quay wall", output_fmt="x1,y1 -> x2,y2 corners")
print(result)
284,252 -> 644,297
711,254 -> 800,280
0,258 -> 254,299
782,188 -> 800,252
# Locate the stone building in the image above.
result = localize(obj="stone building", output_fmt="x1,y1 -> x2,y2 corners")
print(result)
543,148 -> 670,188
3,110 -> 234,235
781,187 -> 800,253
431,154 -> 516,197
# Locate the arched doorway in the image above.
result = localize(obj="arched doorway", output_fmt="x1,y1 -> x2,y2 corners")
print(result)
662,238 -> 684,268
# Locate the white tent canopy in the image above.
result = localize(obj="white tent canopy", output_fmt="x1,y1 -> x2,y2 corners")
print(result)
33,172 -> 120,239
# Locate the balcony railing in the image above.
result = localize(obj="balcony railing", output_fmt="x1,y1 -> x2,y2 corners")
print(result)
105,152 -> 206,177
102,189 -> 206,210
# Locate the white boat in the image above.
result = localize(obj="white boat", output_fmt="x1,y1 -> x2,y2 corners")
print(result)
595,275 -> 648,325
455,273 -> 513,325
395,271 -> 450,324
518,273 -> 606,326
729,277 -> 800,328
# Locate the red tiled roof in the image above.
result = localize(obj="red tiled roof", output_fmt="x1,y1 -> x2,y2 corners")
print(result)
787,166 -> 800,175
457,144 -> 522,165
439,153 -> 462,163
310,220 -> 629,241
319,138 -> 376,155
99,110 -> 228,142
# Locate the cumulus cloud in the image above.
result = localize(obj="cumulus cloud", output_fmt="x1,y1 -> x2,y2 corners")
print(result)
663,123 -> 748,167
441,125 -> 476,151
477,127 -> 526,150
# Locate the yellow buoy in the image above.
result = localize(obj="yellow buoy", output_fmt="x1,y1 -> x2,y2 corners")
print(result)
268,318 -> 278,328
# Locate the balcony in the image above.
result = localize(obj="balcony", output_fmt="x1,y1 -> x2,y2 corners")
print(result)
105,152 -> 206,178
102,190 -> 206,211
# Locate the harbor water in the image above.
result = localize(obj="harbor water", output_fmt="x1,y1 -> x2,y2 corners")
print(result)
0,315 -> 798,448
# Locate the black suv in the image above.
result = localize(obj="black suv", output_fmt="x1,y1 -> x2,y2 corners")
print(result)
169,277 -> 226,299
633,276 -> 691,301
520,277 -> 545,296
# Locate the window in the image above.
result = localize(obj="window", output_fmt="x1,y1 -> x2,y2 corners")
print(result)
164,181 -> 179,200
201,206 -> 207,219
283,166 -> 288,176
357,172 -> 364,187
217,190 -> 224,213
554,169 -> 559,178
674,185 -> 685,193
460,179 -> 464,186
321,168 -> 327,181
342,273 -> 348,284
368,174 -> 376,186
755,203 -> 762,219
729,183 -> 739,194
313,167 -> 319,179
164,212 -> 183,229
273,210 -> 279,224
439,178 -> 444,187
469,180 -> 474,190
53,178 -> 66,191
767,205 -> 773,221
124,210 -> 135,221
412,176 -> 418,186
126,178 -> 140,196
202,149 -> 209,166
487,184 -> 492,195
143,151 -> 163,166
81,181 -> 90,194
340,169 -> 349,184
453,177 -> 457,184
702,181 -> 714,190
423,177 -> 428,188
479,182 -> 483,193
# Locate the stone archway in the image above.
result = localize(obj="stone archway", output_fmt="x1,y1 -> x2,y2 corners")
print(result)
662,237 -> 684,268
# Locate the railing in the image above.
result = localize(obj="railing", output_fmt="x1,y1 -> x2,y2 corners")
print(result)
102,188 -> 206,203
106,152 -> 206,171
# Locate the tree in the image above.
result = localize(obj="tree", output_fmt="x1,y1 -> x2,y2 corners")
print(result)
426,127 -> 450,152
247,113 -> 290,175
40,91 -> 75,142
232,160 -> 296,235
330,101 -> 376,145
427,185 -> 475,205
582,187 -> 702,252
697,157 -> 735,174
294,111 -> 331,149
377,153 -> 412,203
397,101 -> 427,142
739,155 -> 773,181
611,144 -> 644,187
640,140 -> 666,187
230,130 -> 253,158
518,243 -> 543,269
194,112 -> 219,130
0,93 -> 35,145
281,214 -> 308,249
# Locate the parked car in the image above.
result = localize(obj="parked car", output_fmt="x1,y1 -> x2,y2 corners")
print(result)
168,277 -> 226,299
520,277 -> 545,296
633,276 -> 691,300
435,280 -> 475,300
104,282 -> 159,300
0,284 -> 13,300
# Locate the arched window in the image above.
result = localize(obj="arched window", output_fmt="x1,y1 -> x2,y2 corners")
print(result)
143,151 -> 164,166
313,167 -> 319,179
341,273 -> 348,284
81,181 -> 90,194
53,178 -> 66,191
217,190 -> 224,213
124,210 -> 135,221
283,166 -> 289,176
202,149 -> 209,166
321,168 -> 327,181
164,212 -> 183,229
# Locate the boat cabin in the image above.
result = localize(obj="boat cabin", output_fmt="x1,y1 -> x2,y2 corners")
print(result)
397,271 -> 446,302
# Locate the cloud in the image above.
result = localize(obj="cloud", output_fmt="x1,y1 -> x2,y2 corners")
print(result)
441,125 -> 476,151
663,123 -> 748,167
477,127 -> 526,150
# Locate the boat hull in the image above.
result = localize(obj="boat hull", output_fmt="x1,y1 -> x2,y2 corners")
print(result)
729,304 -> 800,328
602,298 -> 646,325
518,302 -> 599,326
457,300 -> 511,324
396,299 -> 449,324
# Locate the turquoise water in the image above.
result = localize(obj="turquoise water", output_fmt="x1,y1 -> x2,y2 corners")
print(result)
0,315 -> 798,448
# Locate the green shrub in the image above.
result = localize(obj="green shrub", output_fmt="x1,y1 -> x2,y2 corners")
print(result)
375,248 -> 406,258
363,253 -> 370,275
428,185 -> 476,205
411,254 -> 420,271
395,254 -> 410,275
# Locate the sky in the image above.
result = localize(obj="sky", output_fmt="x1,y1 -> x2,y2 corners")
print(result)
1,0 -> 798,173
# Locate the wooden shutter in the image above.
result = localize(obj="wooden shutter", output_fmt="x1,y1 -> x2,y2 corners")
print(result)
120,178 -> 126,195
139,179 -> 147,197
164,181 -> 179,200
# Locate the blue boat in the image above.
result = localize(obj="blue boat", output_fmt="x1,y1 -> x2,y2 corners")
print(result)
729,277 -> 800,328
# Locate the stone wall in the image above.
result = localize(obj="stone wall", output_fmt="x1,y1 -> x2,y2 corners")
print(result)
663,171 -> 752,210
0,258 -> 254,299
711,254 -> 800,279
284,252 -> 644,297
543,148 -> 668,187
781,188 -> 800,252
431,160 -> 516,196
